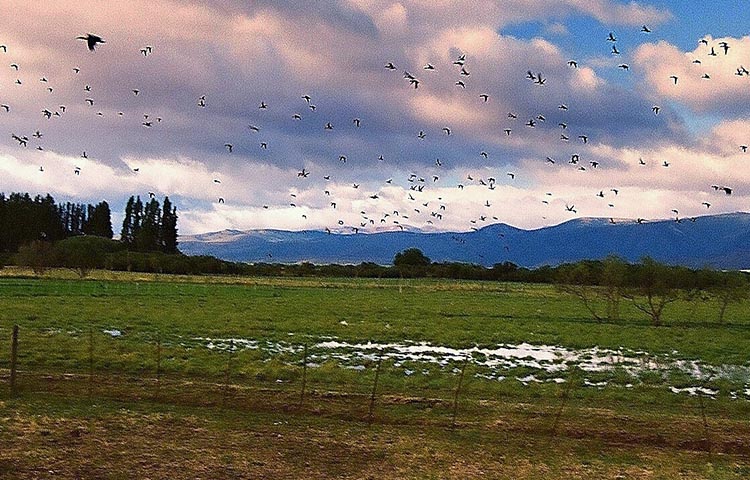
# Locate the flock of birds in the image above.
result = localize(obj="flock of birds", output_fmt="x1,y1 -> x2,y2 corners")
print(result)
1,26 -> 749,245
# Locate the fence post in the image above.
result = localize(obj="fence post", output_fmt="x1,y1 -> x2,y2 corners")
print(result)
368,356 -> 383,425
155,332 -> 162,401
698,390 -> 713,460
9,325 -> 19,397
451,357 -> 469,429
550,367 -> 576,437
299,344 -> 308,406
88,326 -> 94,400
222,339 -> 234,408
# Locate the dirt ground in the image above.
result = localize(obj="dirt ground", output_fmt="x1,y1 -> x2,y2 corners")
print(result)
1,388 -> 750,480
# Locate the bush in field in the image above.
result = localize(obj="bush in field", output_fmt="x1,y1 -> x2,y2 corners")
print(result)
55,236 -> 123,278
15,240 -> 56,275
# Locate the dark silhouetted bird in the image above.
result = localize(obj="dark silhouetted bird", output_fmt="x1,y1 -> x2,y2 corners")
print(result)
77,33 -> 105,51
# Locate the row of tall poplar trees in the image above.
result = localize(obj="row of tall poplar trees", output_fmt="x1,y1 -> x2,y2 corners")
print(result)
120,196 -> 178,253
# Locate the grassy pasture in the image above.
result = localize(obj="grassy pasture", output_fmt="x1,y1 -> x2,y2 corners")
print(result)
0,268 -> 749,478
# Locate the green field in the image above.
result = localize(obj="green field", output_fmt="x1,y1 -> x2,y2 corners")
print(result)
1,268 -> 749,478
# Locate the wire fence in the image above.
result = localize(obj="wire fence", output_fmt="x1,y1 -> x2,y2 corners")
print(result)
2,322 -> 750,455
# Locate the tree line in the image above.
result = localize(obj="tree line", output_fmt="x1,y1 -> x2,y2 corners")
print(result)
0,192 -> 178,271
0,192 -> 112,252
3,200 -> 748,326
120,195 -> 178,253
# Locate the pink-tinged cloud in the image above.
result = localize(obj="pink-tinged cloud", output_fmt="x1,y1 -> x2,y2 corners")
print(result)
6,0 -> 750,239
566,0 -> 671,26
634,36 -> 750,112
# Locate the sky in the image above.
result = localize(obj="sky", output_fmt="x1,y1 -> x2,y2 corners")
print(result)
1,0 -> 750,236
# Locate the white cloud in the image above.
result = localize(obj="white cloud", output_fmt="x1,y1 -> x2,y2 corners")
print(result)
634,36 -> 750,112
9,0 -> 750,240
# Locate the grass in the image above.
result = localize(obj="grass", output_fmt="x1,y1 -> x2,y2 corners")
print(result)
0,267 -> 749,478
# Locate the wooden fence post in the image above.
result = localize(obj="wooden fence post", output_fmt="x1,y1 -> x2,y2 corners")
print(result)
550,367 -> 576,436
300,344 -> 308,406
368,356 -> 383,425
222,339 -> 234,408
698,390 -> 713,461
88,326 -> 94,400
9,325 -> 19,397
451,357 -> 469,428
155,332 -> 162,401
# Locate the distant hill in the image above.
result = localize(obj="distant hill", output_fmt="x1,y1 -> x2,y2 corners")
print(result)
179,213 -> 750,269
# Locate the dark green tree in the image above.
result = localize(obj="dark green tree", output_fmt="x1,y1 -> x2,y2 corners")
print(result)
394,248 -> 431,267
132,196 -> 144,245
160,196 -> 179,253
54,236 -> 120,278
84,201 -> 113,238
120,196 -> 136,247
137,198 -> 161,252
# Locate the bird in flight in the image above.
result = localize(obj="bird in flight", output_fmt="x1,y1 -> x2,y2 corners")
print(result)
77,33 -> 105,51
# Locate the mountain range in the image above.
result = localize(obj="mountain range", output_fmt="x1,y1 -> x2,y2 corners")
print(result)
179,213 -> 750,269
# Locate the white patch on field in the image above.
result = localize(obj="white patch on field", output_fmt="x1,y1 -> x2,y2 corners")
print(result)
669,386 -> 718,397
185,335 -> 750,400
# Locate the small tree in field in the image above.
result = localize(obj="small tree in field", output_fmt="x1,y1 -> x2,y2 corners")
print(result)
622,257 -> 679,326
710,272 -> 749,323
601,255 -> 626,321
15,240 -> 55,275
555,262 -> 605,323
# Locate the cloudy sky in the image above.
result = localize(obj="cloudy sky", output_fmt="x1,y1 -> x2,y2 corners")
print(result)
1,1 -> 749,236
